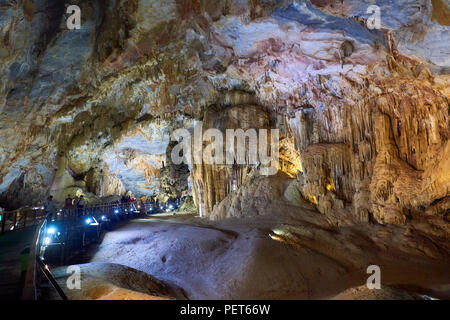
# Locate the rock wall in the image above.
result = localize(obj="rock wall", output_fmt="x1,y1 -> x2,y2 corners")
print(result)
287,62 -> 449,239
190,104 -> 273,216
0,0 -> 448,239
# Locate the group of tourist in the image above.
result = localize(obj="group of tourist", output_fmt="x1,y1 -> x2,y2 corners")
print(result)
63,194 -> 86,210
120,195 -> 137,204
43,194 -> 86,221
41,192 -> 188,221
43,193 -> 144,221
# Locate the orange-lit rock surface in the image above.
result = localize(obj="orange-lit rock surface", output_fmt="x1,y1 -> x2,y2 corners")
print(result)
0,0 -> 448,245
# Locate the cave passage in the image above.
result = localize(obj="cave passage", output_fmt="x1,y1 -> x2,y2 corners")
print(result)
0,0 -> 449,301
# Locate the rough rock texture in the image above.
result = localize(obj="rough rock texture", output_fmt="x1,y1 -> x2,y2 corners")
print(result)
49,262 -> 185,300
158,139 -> 190,202
331,285 -> 424,300
191,104 -> 273,216
87,215 -> 450,299
0,0 -> 448,244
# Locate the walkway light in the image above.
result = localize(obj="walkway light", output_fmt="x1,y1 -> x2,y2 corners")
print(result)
47,226 -> 56,235
85,217 -> 99,226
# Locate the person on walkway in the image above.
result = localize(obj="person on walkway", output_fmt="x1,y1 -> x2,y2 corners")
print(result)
65,195 -> 73,208
126,195 -> 132,211
139,198 -> 145,212
43,195 -> 56,221
76,195 -> 86,217
64,194 -> 73,217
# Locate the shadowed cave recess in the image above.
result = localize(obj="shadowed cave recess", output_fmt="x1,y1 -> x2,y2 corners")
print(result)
0,0 -> 449,300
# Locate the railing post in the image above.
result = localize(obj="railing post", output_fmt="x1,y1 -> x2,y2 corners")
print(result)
22,222 -> 42,300
24,210 -> 27,228
13,211 -> 17,231
1,212 -> 5,234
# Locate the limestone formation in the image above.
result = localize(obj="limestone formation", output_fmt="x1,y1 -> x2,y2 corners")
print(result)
0,0 -> 448,244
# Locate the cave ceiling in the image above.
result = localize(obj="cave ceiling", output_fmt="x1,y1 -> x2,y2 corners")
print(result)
0,0 -> 448,238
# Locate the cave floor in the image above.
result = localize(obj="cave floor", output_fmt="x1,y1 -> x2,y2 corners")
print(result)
52,214 -> 450,300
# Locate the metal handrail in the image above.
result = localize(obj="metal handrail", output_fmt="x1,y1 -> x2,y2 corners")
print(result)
1,207 -> 45,234
36,256 -> 68,300
22,219 -> 46,300
21,201 -> 147,300
0,200 -> 146,234
22,219 -> 68,300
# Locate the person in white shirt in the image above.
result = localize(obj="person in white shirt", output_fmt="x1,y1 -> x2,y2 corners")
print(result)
43,195 -> 56,221
76,195 -> 86,216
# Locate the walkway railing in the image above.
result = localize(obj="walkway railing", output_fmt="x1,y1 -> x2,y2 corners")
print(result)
0,201 -> 147,235
19,201 -> 147,300
0,207 -> 45,234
